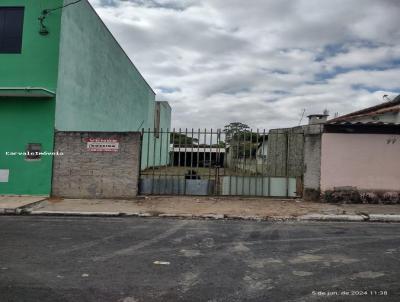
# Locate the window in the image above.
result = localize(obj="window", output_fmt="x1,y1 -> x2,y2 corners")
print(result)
26,143 -> 42,160
0,7 -> 25,54
154,102 -> 161,138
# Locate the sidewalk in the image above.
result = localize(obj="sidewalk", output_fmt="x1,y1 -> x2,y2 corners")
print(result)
11,196 -> 400,222
0,196 -> 47,214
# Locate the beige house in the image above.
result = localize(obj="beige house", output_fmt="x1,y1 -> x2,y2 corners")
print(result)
320,95 -> 400,202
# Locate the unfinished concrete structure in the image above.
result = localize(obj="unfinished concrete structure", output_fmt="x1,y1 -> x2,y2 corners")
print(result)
266,114 -> 325,199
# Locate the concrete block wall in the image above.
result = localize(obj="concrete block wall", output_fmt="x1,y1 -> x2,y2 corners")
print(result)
52,132 -> 141,198
266,124 -> 323,200
266,126 -> 304,177
303,134 -> 322,200
303,124 -> 323,201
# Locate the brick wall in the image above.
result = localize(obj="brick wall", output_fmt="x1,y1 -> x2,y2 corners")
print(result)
52,132 -> 141,198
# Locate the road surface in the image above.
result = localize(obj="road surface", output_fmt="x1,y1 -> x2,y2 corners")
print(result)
0,216 -> 399,301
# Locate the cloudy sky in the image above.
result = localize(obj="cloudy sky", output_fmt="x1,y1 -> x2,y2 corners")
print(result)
89,0 -> 400,130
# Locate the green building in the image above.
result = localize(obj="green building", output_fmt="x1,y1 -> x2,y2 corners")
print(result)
0,0 -> 171,196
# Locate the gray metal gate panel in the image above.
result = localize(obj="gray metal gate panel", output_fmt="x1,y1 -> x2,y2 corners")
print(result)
221,176 -> 297,197
139,177 -> 215,195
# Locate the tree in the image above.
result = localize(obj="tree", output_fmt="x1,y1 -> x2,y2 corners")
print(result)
223,122 -> 262,158
170,132 -> 198,146
223,122 -> 250,143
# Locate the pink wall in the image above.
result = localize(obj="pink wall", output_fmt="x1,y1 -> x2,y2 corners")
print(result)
321,133 -> 400,191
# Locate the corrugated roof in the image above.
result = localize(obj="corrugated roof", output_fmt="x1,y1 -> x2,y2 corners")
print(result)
328,121 -> 398,126
327,95 -> 400,125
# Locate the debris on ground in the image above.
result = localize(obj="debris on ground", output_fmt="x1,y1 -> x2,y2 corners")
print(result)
153,261 -> 170,265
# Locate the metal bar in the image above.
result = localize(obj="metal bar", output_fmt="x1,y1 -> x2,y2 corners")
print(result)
140,129 -> 144,171
217,129 -> 220,167
164,128 -> 169,194
248,129 -> 252,196
158,128 -> 163,194
196,128 -> 200,172
203,129 -> 206,169
151,128 -> 157,195
235,130 -> 240,195
215,129 -> 220,195
171,129 -> 175,195
184,129 -> 188,167
255,129 -> 259,196
204,128 -> 208,194
228,131 -> 232,195
286,131 -> 290,197
177,128 -> 182,195
261,129 -> 266,196
177,128 -> 181,169
138,128 -> 144,195
208,129 -> 213,194
273,132 -> 277,176
146,128 -> 150,171
241,130 -> 245,195
184,128 -> 188,195
190,129 -> 194,177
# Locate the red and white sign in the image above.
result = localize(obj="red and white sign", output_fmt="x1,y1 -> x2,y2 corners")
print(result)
85,138 -> 119,152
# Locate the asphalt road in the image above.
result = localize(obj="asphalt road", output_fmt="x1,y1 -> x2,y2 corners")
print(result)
0,216 -> 399,302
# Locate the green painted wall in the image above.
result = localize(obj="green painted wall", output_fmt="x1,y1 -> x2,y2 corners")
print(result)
141,101 -> 172,169
0,100 -> 56,195
0,0 -> 62,89
0,0 -> 62,195
55,0 -> 156,132
158,101 -> 172,165
0,0 -> 172,195
56,0 -> 171,170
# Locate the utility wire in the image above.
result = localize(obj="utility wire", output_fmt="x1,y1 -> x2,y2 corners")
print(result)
43,0 -> 82,14
298,108 -> 306,125
39,0 -> 82,34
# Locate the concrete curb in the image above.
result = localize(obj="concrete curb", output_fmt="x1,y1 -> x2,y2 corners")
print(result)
158,213 -> 194,218
0,197 -> 48,215
298,214 -> 365,222
368,214 -> 400,222
29,211 -> 122,217
3,208 -> 400,223
298,214 -> 400,223
0,208 -> 19,215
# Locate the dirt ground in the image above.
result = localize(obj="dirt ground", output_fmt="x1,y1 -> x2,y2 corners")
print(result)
38,196 -> 400,217
141,166 -> 254,177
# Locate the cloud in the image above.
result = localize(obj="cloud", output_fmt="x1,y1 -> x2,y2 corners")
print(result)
88,0 -> 400,129
325,45 -> 400,69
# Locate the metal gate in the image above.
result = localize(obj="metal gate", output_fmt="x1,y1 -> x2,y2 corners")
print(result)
139,128 -> 297,197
